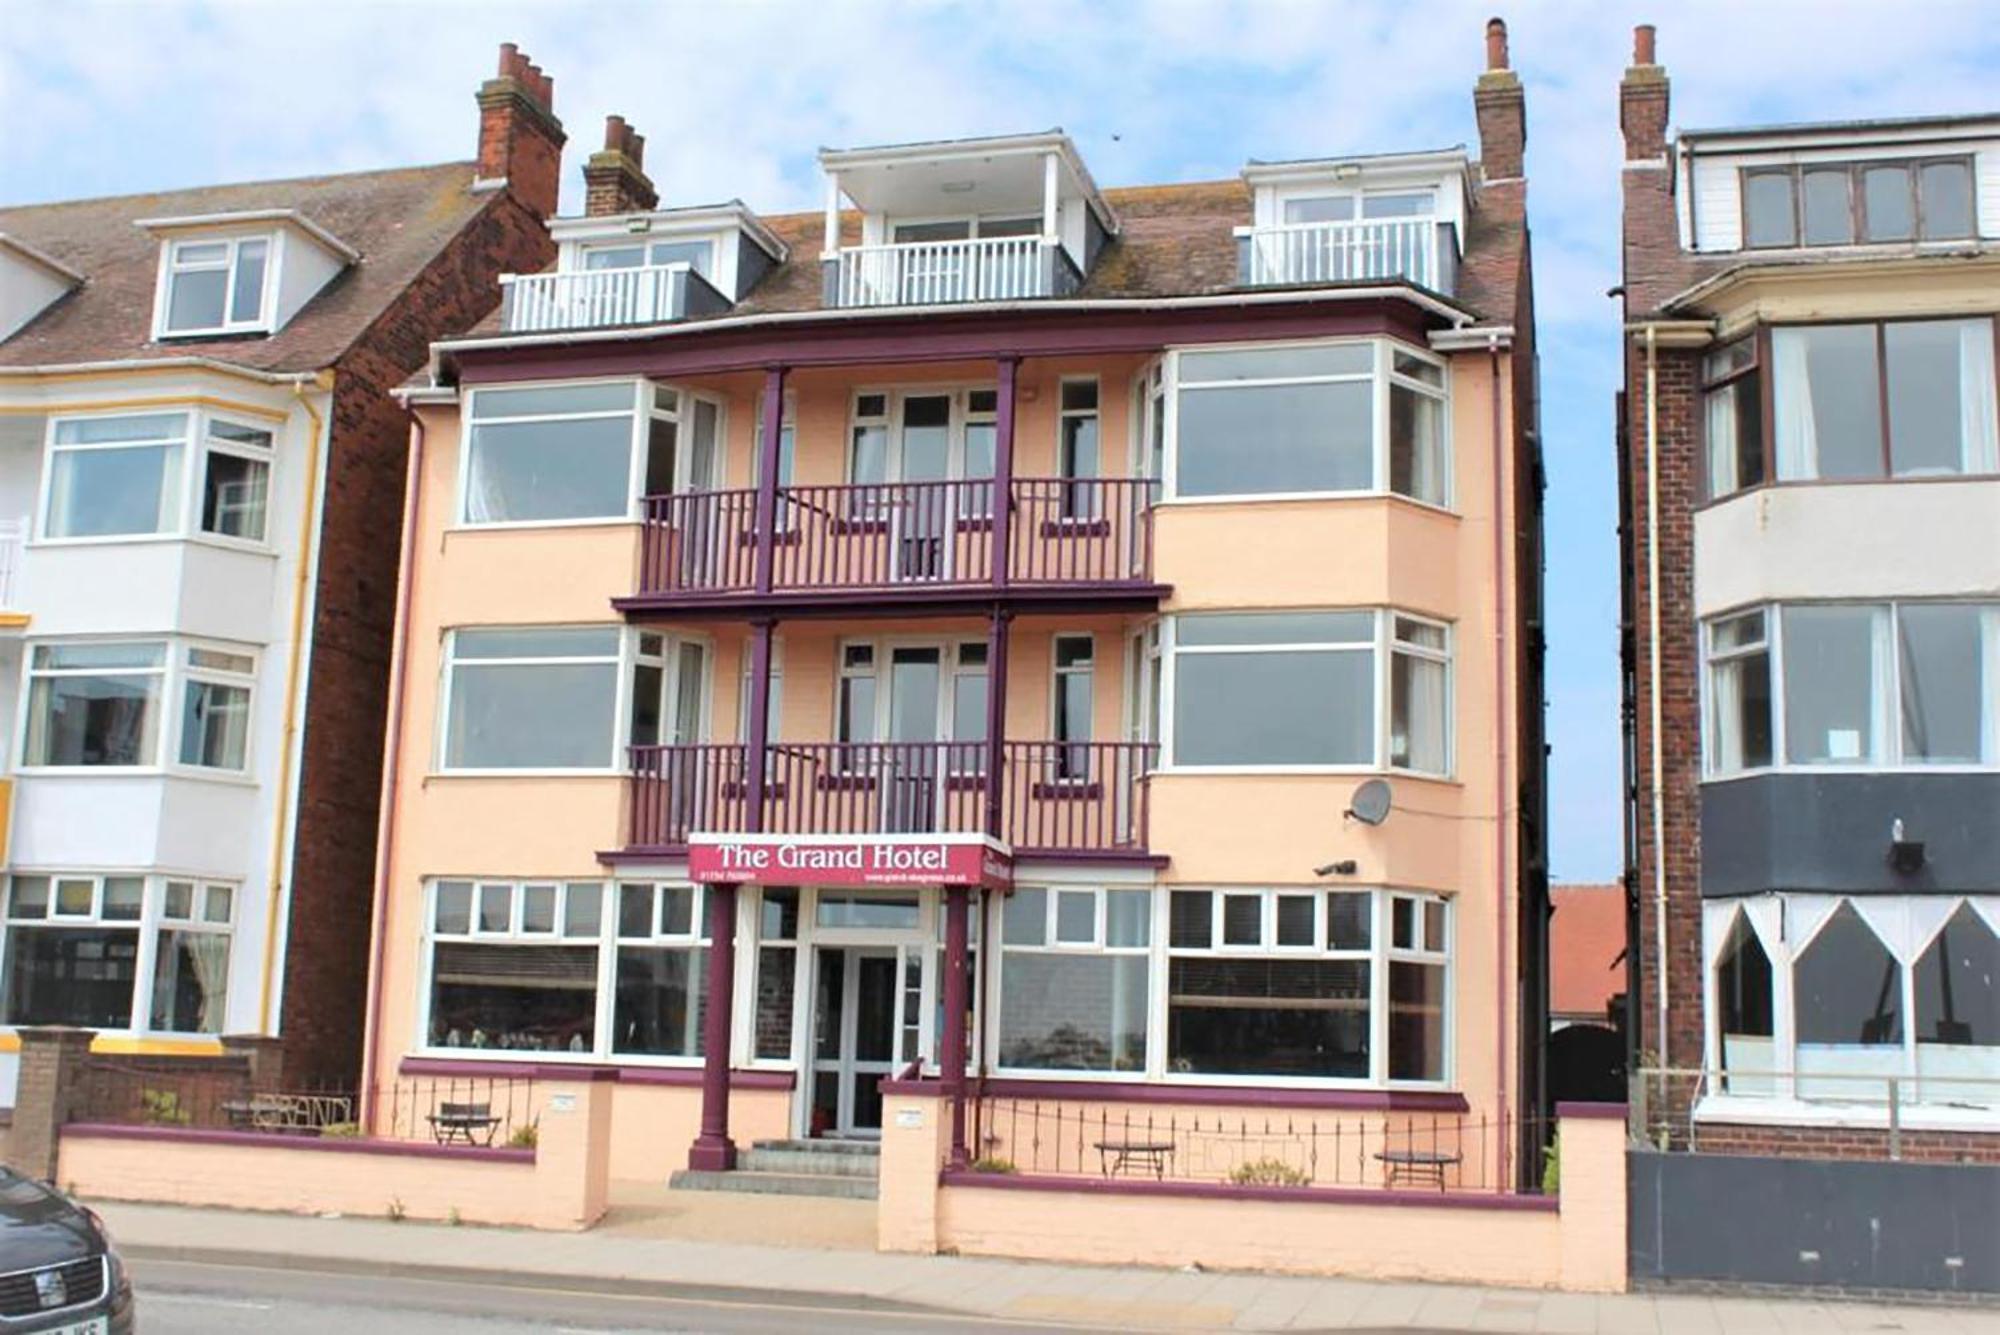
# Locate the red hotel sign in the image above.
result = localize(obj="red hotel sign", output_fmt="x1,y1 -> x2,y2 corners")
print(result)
688,834 -> 1013,889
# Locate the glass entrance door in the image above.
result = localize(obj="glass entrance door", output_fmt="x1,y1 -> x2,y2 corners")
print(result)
810,946 -> 904,1136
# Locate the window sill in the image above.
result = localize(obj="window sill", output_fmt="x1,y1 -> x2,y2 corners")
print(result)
26,532 -> 279,557
444,518 -> 642,535
427,768 -> 625,780
1155,491 -> 1458,518
1703,764 -> 2000,784
1154,766 -> 1460,783
1693,1093 -> 2000,1133
1697,472 -> 2000,513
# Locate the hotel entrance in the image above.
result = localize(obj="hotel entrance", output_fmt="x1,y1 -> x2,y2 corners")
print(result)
799,892 -> 930,1139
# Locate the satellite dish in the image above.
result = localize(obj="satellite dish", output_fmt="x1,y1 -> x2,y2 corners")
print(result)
1346,779 -> 1393,826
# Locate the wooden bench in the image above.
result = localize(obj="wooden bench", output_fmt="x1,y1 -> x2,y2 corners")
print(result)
427,1101 -> 502,1147
1374,1148 -> 1462,1190
1095,1139 -> 1174,1180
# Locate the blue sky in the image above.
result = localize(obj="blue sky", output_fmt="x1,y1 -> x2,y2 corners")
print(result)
6,0 -> 1998,883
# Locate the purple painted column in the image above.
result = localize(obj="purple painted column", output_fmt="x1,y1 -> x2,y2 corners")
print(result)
981,608 -> 1011,839
991,356 -> 1018,590
688,879 -> 739,1171
942,884 -> 971,1169
743,617 -> 777,822
752,366 -> 787,595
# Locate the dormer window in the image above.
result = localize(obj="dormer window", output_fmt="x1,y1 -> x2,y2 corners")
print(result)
163,235 -> 271,334
1240,153 -> 1466,294
1281,190 -> 1436,224
1741,157 -> 1975,250
581,237 -> 716,281
138,209 -> 357,342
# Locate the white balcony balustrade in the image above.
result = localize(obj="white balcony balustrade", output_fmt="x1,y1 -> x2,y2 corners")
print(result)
499,263 -> 731,333
1238,218 -> 1457,295
830,236 -> 1080,308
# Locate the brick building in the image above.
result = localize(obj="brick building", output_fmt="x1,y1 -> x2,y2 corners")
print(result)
1616,24 -> 1998,1162
0,44 -> 561,1091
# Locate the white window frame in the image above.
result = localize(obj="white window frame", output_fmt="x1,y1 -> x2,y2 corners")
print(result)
153,233 -> 276,338
1389,613 -> 1454,777
991,884 -> 1153,1079
843,384 -> 1000,486
0,872 -> 239,1037
578,236 -> 718,281
1701,600 -> 2000,779
19,636 -> 260,779
457,379 -> 727,530
1697,894 -> 2000,1129
437,625 -> 709,776
1160,609 -> 1454,775
36,408 -> 281,550
833,633 -> 990,746
1160,337 -> 1452,508
175,644 -> 258,775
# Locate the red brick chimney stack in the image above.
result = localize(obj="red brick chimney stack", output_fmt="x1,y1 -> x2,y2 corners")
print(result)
1621,23 -> 1670,163
584,114 -> 660,217
476,42 -> 567,219
1474,17 -> 1526,184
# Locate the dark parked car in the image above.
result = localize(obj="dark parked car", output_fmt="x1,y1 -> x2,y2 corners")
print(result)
0,1171 -> 132,1333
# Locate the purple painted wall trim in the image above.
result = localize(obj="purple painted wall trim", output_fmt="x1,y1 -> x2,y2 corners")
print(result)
396,1056 -> 793,1089
1554,1101 -> 1629,1121
973,1078 -> 1470,1113
452,301 -> 1439,387
64,1123 -> 535,1165
938,1170 -> 1557,1213
879,1077 -> 946,1099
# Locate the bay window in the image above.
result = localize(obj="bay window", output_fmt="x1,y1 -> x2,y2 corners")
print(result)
426,879 -> 602,1053
1768,319 -> 1998,482
997,887 -> 1149,1072
1169,339 -> 1448,503
42,409 -> 279,543
442,626 -> 707,771
463,381 -> 718,525
1705,895 -> 1998,1115
25,641 -> 165,767
1166,610 -> 1452,772
1704,601 -> 1999,775
2,873 -> 235,1034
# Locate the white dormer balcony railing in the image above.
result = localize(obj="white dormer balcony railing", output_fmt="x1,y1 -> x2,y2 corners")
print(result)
499,263 -> 733,333
1238,219 -> 1458,296
830,236 -> 1081,308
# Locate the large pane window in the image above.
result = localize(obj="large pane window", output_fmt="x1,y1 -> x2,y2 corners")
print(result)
1171,610 -> 1449,769
1703,610 -> 1773,775
1913,906 -> 1998,1103
1709,602 -> 1997,772
1739,159 -> 1975,250
754,889 -> 799,1062
1058,378 -> 1100,518
1782,605 -> 1886,766
612,882 -> 706,1057
1165,888 -> 1388,1081
1173,341 -> 1445,500
1702,338 -> 1764,498
1052,634 -> 1094,779
1794,905 -> 1903,1102
1387,893 -> 1449,1080
44,413 -> 187,539
24,642 -> 167,767
1771,319 -> 1999,480
443,627 -> 622,769
1714,912 -> 1775,1094
1742,171 -> 1797,248
425,879 -> 601,1053
463,382 -> 641,524
2,874 -> 235,1034
997,887 -> 1150,1073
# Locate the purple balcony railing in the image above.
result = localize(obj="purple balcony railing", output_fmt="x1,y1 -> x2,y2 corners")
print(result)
635,477 -> 1155,599
628,740 -> 1156,856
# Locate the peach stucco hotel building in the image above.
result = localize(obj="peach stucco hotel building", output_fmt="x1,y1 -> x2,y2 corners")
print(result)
363,23 -> 1549,1192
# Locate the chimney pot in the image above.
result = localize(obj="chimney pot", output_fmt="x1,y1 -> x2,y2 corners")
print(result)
498,42 -> 518,75
1486,17 -> 1509,71
1634,23 -> 1657,66
478,42 -> 565,218
584,114 -> 659,216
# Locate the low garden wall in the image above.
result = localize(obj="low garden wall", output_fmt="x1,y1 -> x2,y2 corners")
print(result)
58,1073 -> 613,1231
880,1091 -> 1628,1293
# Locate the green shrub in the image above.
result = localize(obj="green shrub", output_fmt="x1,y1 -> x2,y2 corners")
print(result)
139,1089 -> 191,1127
318,1121 -> 362,1139
505,1122 -> 539,1150
1541,1132 -> 1561,1194
968,1156 -> 1017,1174
1229,1158 -> 1309,1187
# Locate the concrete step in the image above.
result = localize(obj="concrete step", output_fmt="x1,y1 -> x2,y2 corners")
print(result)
749,1138 -> 881,1158
739,1146 -> 880,1178
669,1169 -> 879,1201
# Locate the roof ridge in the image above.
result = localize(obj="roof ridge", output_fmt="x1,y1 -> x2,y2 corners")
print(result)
0,158 -> 475,215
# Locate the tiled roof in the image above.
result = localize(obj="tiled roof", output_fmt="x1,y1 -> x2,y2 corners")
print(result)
0,161 -> 498,373
1550,883 -> 1627,1021
459,167 -> 1524,341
